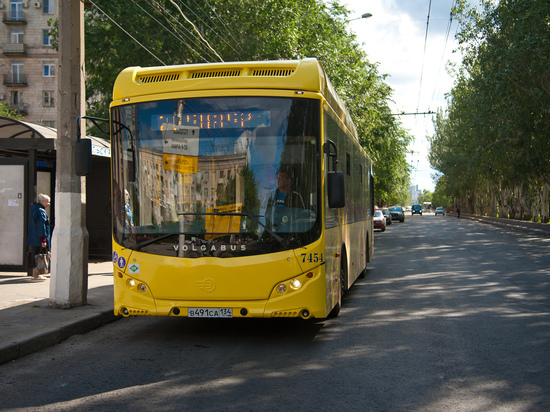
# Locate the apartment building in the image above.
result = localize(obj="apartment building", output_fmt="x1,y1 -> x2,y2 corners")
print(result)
0,0 -> 57,126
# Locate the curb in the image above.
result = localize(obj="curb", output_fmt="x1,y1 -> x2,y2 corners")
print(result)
449,212 -> 550,237
0,309 -> 120,365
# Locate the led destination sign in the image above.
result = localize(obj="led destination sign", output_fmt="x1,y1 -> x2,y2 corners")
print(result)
152,111 -> 271,130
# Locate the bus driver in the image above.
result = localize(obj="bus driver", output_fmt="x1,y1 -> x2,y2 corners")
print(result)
263,168 -> 305,230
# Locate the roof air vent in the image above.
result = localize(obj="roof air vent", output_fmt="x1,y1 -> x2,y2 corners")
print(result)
190,70 -> 242,79
139,73 -> 181,84
252,69 -> 295,77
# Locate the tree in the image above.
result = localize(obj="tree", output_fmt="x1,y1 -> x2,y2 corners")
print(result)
417,190 -> 432,206
83,0 -> 412,203
429,0 -> 550,220
0,103 -> 24,120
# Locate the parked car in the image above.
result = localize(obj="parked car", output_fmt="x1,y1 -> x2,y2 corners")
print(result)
382,208 -> 392,225
373,209 -> 386,231
411,204 -> 422,215
389,206 -> 405,222
435,206 -> 445,216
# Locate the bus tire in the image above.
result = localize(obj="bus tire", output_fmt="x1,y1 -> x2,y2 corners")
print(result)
328,299 -> 340,318
328,247 -> 347,318
340,247 -> 348,295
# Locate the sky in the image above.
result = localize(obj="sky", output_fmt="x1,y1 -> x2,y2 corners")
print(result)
336,0 -> 468,193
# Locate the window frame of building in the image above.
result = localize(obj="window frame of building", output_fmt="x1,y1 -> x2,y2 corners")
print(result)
11,61 -> 24,83
42,30 -> 52,46
42,91 -> 55,107
11,90 -> 23,107
10,0 -> 23,21
43,0 -> 54,14
42,63 -> 55,78
11,29 -> 24,44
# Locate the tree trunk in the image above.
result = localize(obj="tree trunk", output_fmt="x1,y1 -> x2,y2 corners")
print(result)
542,184 -> 549,224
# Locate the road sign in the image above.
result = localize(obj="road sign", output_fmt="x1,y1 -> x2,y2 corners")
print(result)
162,125 -> 200,156
162,154 -> 198,174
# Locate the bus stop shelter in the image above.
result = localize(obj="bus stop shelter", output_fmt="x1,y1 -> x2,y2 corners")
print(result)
0,117 -> 112,270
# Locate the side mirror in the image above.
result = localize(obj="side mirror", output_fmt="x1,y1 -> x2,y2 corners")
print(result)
75,138 -> 92,176
327,171 -> 345,208
75,115 -> 109,177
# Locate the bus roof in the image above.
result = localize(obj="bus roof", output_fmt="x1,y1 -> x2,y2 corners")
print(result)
112,58 -> 358,140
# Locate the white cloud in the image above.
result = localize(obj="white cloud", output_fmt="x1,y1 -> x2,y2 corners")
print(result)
331,0 -> 466,192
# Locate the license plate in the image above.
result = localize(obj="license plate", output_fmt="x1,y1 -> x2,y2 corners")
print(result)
188,307 -> 233,318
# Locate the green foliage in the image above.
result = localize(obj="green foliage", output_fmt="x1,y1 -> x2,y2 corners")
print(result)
429,0 -> 550,213
83,0 -> 411,203
417,190 -> 432,206
0,103 -> 24,120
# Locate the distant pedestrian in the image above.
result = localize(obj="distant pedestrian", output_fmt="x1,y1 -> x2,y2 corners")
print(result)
27,194 -> 51,280
457,207 -> 461,219
124,189 -> 134,227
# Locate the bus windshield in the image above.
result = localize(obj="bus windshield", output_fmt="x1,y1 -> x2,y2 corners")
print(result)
111,96 -> 321,257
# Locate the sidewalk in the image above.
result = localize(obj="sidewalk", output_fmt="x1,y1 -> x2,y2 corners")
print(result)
452,212 -> 550,237
0,261 -> 117,365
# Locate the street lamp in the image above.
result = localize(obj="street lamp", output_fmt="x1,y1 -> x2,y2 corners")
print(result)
347,13 -> 373,22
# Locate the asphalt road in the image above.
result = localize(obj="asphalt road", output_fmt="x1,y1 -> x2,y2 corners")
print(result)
1,214 -> 550,411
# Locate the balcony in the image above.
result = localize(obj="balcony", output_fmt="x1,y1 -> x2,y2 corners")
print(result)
11,104 -> 28,116
3,74 -> 28,86
2,11 -> 28,24
3,43 -> 27,55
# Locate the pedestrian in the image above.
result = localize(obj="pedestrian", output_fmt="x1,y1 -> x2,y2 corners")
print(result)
124,189 -> 134,227
457,206 -> 461,219
27,193 -> 51,280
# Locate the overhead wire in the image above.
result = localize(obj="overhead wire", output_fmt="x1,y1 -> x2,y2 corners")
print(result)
149,0 -> 221,63
421,0 -> 457,139
86,0 -> 167,66
416,0 -> 432,111
181,0 -> 244,58
203,0 -> 245,56
134,0 -> 216,63
168,0 -> 224,62
429,0 -> 456,111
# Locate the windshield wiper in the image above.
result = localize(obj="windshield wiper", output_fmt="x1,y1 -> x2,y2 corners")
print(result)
179,212 -> 290,250
133,212 -> 289,251
133,232 -> 182,250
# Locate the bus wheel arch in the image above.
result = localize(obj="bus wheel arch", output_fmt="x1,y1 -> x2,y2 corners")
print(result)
340,245 -> 349,294
359,232 -> 369,279
328,245 -> 347,319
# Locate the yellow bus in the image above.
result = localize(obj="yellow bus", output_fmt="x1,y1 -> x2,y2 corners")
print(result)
109,58 -> 374,319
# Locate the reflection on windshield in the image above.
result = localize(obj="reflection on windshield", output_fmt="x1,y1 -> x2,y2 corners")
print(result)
111,97 -> 321,257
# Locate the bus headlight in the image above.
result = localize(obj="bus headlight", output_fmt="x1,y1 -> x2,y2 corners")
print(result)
127,279 -> 135,288
138,283 -> 147,293
289,279 -> 302,290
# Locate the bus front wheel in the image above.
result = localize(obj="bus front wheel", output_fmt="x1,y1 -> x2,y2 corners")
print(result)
329,248 -> 348,318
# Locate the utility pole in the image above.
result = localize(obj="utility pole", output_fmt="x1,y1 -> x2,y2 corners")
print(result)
50,0 -> 88,308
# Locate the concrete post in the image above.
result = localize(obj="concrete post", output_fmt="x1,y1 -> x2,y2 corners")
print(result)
49,0 -> 88,308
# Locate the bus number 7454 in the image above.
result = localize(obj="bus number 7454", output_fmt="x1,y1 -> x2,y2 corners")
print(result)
301,253 -> 323,263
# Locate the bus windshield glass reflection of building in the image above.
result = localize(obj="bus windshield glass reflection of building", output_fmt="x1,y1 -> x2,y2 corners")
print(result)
111,97 -> 321,258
